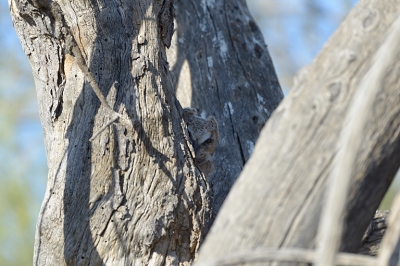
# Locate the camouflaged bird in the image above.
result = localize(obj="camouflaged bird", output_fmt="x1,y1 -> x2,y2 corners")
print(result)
183,108 -> 218,178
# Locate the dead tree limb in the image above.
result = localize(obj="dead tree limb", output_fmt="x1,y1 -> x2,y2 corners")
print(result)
196,0 -> 400,264
316,13 -> 400,266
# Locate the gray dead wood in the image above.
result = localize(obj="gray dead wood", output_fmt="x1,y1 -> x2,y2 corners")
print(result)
317,13 -> 400,266
358,211 -> 388,256
378,194 -> 400,266
196,0 -> 400,264
10,0 -> 211,265
166,0 -> 284,223
198,212 -> 389,266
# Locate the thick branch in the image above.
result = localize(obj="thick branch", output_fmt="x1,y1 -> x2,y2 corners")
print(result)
196,0 -> 400,263
316,13 -> 400,266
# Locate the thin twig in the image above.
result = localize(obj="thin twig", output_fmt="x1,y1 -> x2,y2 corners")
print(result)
316,13 -> 400,266
67,39 -> 135,140
89,114 -> 120,141
70,45 -> 119,116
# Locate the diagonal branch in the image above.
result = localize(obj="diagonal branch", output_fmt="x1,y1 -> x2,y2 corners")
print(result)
316,13 -> 400,266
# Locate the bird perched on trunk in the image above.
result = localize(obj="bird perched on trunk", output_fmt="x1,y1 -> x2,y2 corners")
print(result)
183,108 -> 218,179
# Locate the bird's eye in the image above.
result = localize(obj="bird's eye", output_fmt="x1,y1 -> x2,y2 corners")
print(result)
204,138 -> 213,144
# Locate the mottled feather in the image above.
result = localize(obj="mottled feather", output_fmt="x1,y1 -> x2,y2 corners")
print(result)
183,108 -> 218,178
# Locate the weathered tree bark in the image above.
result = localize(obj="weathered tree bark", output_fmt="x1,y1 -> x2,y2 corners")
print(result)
196,0 -> 400,264
10,0 -> 212,264
359,211 -> 388,256
167,0 -> 284,221
12,0 -> 400,264
10,0 -> 284,264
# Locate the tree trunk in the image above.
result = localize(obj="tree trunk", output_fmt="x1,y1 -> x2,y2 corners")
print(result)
196,0 -> 400,263
10,0 -> 212,264
166,0 -> 283,221
10,0 -> 284,263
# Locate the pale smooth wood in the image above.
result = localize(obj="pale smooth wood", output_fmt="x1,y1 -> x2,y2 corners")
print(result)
197,0 -> 400,264
317,13 -> 400,266
197,248 -> 376,266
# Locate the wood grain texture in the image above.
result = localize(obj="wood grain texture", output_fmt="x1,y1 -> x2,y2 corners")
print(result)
317,13 -> 400,266
166,0 -> 284,223
196,0 -> 400,264
10,0 -> 211,264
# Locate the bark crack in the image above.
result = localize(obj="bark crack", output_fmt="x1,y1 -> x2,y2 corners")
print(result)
236,135 -> 246,166
224,8 -> 249,81
226,103 -> 245,166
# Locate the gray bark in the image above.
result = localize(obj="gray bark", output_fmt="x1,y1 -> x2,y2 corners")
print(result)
359,211 -> 389,256
196,0 -> 400,264
10,0 -> 283,264
10,0 -> 211,265
12,0 -> 397,264
167,0 -> 283,221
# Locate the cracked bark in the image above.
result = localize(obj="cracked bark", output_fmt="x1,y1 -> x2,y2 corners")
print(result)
167,0 -> 284,223
10,0 -> 212,265
10,0 -> 400,264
